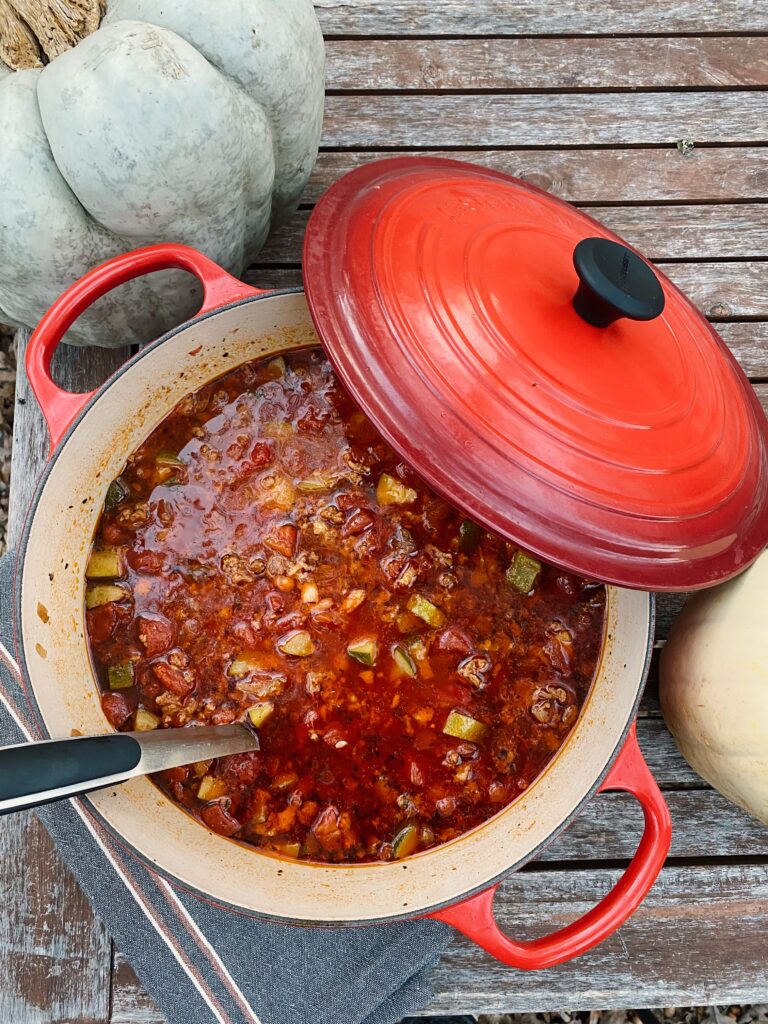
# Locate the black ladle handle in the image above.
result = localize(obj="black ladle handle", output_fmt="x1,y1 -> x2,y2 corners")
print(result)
572,237 -> 665,328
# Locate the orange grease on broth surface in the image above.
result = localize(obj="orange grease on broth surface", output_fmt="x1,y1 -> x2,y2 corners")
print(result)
85,349 -> 605,863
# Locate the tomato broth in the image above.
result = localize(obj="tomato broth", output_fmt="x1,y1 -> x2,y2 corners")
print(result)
85,349 -> 605,863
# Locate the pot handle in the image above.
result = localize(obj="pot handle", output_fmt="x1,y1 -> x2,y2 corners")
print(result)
429,724 -> 671,969
26,243 -> 263,451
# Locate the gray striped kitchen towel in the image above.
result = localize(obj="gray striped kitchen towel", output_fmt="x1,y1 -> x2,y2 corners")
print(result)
0,552 -> 451,1024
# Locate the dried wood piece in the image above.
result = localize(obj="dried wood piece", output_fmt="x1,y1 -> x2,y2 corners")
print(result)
7,0 -> 102,63
0,0 -> 42,69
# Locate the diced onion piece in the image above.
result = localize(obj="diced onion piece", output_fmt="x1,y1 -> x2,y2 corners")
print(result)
277,630 -> 315,657
407,594 -> 445,628
301,582 -> 319,604
376,473 -> 417,506
443,709 -> 487,742
108,662 -> 134,690
392,645 -> 417,678
228,653 -> 262,678
342,589 -> 366,613
197,775 -> 229,802
133,708 -> 160,731
247,701 -> 274,728
506,550 -> 542,594
266,356 -> 286,379
297,471 -> 338,492
86,547 -> 124,579
155,451 -> 185,467
86,584 -> 130,610
262,421 -> 293,440
458,519 -> 483,554
347,639 -> 377,667
392,824 -> 420,859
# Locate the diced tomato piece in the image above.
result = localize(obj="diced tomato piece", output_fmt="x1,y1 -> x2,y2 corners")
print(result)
101,520 -> 129,545
311,805 -> 344,852
342,509 -> 375,537
101,692 -> 132,729
264,523 -> 298,558
87,603 -> 131,645
137,614 -> 175,657
153,661 -> 194,697
200,803 -> 241,837
126,548 -> 166,574
250,441 -> 274,468
436,627 -> 473,657
218,752 -> 262,788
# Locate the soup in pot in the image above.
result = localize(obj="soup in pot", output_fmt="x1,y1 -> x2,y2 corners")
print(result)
85,349 -> 605,862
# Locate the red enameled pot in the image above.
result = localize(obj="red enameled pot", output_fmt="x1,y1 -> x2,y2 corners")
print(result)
15,157 -> 767,967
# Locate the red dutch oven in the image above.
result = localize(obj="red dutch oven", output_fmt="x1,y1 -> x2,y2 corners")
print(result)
12,159 -> 768,969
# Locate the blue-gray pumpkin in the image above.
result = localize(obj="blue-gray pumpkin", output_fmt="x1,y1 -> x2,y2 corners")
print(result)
0,0 -> 324,347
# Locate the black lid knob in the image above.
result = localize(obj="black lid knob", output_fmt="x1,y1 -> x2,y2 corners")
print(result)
572,237 -> 665,328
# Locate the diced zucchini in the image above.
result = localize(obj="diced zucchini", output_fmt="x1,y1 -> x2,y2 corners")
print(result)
392,824 -> 420,859
505,550 -> 542,594
272,841 -> 300,858
300,582 -> 319,604
247,701 -> 274,729
407,594 -> 445,628
155,451 -> 185,467
376,473 -> 418,506
85,584 -> 130,610
458,519 -> 483,555
108,662 -> 134,690
347,638 -> 377,667
267,356 -> 286,379
277,630 -> 315,657
443,709 -> 487,742
197,775 -> 229,802
86,547 -> 124,579
133,708 -> 160,731
105,478 -> 129,510
392,645 -> 417,678
262,421 -> 293,440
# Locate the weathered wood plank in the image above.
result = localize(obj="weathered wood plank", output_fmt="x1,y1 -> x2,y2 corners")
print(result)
327,37 -> 768,90
306,148 -> 768,204
112,863 -> 768,1021
322,93 -> 768,147
0,810 -> 112,1024
259,203 -> 768,261
1,330 -> 129,1024
314,0 -> 768,36
246,261 -> 768,323
428,863 -> 768,1013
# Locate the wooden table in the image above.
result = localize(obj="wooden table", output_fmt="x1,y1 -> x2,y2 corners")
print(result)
2,3 -> 767,1020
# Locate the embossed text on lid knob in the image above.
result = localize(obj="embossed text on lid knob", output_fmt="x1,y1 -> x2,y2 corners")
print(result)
573,237 -> 665,328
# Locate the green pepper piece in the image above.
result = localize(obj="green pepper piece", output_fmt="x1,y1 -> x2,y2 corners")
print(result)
505,550 -> 542,594
458,518 -> 483,554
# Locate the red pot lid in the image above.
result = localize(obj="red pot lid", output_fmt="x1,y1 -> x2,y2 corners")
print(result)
303,157 -> 768,591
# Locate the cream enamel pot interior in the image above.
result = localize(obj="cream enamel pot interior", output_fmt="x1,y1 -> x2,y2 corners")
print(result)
17,244 -> 671,970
